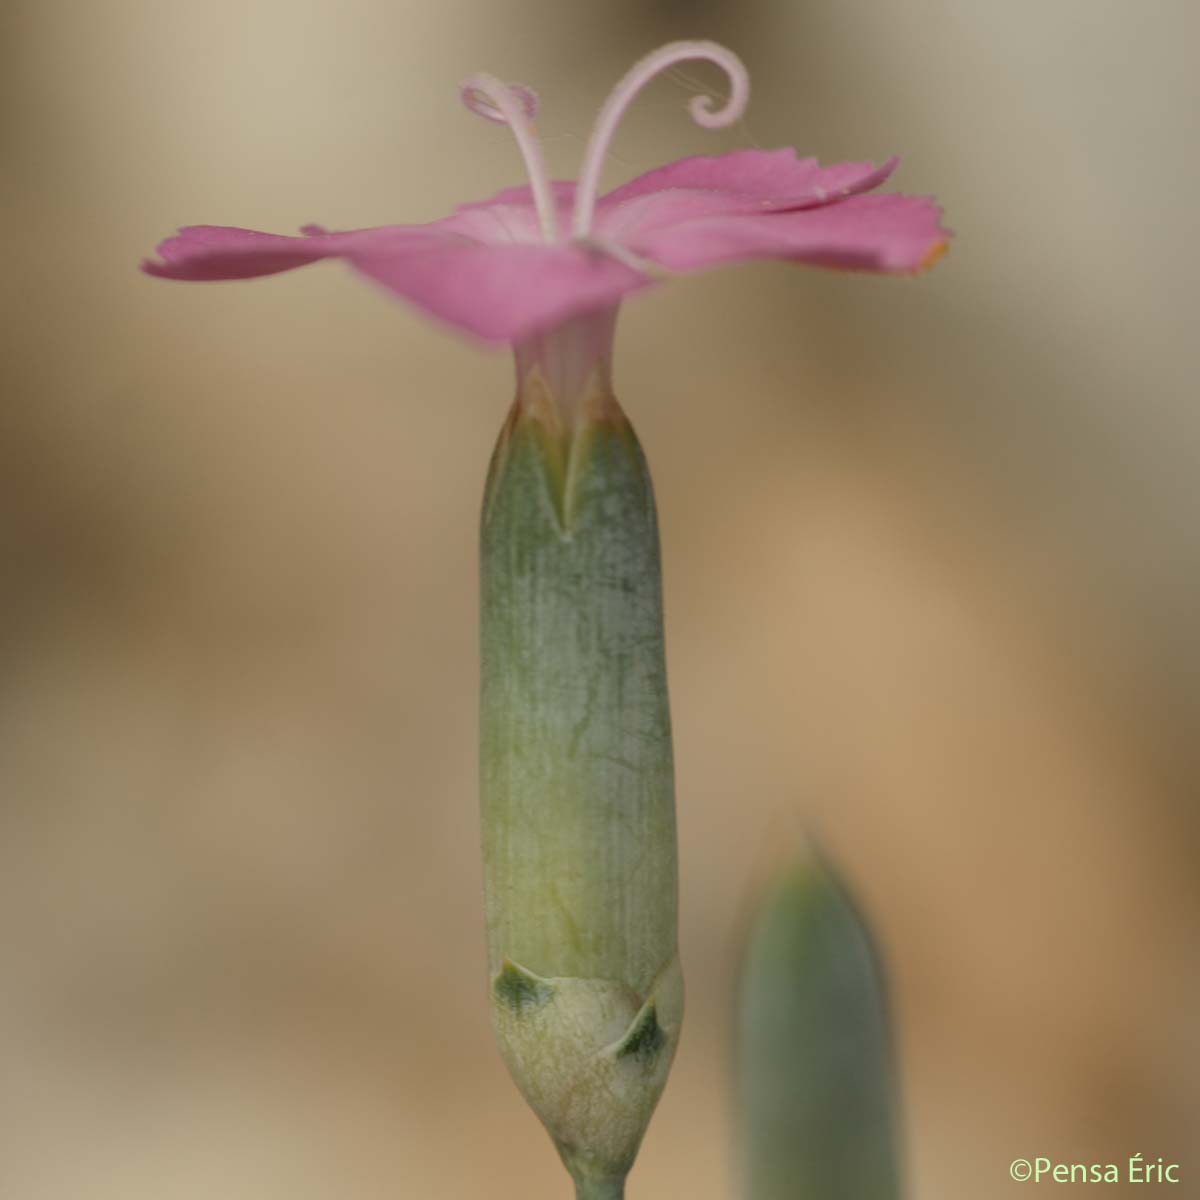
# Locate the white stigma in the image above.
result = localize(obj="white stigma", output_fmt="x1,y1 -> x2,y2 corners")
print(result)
570,40 -> 750,240
460,73 -> 559,243
460,42 -> 749,252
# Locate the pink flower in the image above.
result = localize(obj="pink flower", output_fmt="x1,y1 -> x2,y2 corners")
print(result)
143,41 -> 948,398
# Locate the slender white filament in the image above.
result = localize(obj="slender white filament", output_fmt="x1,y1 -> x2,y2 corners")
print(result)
570,41 -> 750,240
460,73 -> 559,243
574,235 -> 673,279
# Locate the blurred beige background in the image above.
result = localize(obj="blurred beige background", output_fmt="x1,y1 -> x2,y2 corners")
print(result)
3,1 -> 1198,1197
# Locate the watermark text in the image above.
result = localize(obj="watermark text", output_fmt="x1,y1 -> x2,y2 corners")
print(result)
1008,1155 -> 1179,1184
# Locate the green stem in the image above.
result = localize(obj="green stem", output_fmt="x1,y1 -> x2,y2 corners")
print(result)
573,1176 -> 625,1200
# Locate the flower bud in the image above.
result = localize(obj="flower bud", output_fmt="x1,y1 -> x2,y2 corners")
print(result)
737,847 -> 903,1200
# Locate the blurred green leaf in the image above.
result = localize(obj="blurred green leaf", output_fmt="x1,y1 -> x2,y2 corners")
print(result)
736,846 -> 903,1200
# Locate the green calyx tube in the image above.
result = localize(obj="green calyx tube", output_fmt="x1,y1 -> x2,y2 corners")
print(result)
479,361 -> 681,1199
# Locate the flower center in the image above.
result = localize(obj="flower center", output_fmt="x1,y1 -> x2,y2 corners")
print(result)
460,40 -> 750,250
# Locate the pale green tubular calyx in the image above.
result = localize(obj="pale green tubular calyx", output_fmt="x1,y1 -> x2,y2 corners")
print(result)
479,358 -> 681,1199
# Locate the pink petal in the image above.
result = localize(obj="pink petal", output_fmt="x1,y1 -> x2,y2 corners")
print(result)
628,193 -> 949,274
347,240 -> 648,342
451,156 -> 896,244
601,149 -> 898,214
455,180 -> 578,212
144,221 -> 648,341
141,224 -> 447,282
592,151 -> 900,248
